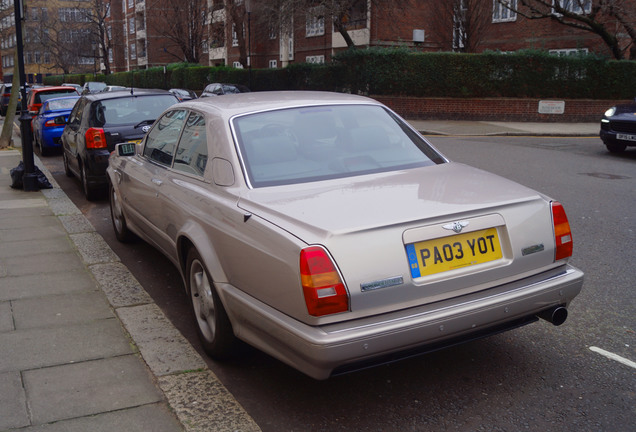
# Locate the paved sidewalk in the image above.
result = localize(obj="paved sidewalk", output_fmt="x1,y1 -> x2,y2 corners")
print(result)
408,119 -> 599,136
0,121 -> 260,431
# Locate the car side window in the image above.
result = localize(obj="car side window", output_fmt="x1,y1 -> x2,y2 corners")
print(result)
67,99 -> 86,129
143,109 -> 187,166
173,111 -> 208,177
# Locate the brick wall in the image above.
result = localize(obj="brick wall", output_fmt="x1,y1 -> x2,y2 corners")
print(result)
374,96 -> 632,122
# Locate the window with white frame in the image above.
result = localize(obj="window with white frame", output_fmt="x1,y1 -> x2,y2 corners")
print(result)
232,61 -> 243,68
232,23 -> 238,46
306,55 -> 324,64
128,0 -> 134,8
493,0 -> 517,22
306,6 -> 325,37
553,0 -> 592,14
129,17 -> 135,33
130,43 -> 136,59
269,59 -> 278,68
549,48 -> 589,56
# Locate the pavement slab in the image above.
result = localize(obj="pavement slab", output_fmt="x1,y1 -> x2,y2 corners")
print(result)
23,355 -> 165,425
0,319 -> 134,373
0,371 -> 29,430
0,270 -> 96,301
12,291 -> 113,330
12,404 -> 185,432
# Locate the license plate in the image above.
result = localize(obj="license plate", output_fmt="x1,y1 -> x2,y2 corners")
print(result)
617,133 -> 636,142
406,228 -> 502,278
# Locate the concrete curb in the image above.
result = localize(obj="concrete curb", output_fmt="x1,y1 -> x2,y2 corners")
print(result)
30,151 -> 261,432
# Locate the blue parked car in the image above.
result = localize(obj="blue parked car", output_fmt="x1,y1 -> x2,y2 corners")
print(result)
32,95 -> 80,156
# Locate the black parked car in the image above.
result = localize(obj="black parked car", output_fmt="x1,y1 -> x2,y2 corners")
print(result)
199,83 -> 250,97
0,83 -> 30,116
600,98 -> 636,153
61,89 -> 179,199
169,88 -> 198,102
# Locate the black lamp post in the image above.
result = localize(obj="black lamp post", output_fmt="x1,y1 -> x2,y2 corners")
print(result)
245,0 -> 252,89
14,0 -> 38,191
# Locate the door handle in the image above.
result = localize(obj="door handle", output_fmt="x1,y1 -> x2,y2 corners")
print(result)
151,178 -> 163,186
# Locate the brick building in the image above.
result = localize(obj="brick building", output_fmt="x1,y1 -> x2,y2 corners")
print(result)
1,0 -> 99,84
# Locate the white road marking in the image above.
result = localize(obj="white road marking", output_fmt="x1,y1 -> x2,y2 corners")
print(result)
589,346 -> 636,369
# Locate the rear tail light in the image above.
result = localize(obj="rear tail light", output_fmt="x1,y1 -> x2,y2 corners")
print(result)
300,246 -> 349,316
85,127 -> 107,149
45,118 -> 65,127
551,201 -> 573,261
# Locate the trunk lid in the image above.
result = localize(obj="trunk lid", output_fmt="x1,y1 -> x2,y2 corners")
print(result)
238,163 -> 558,319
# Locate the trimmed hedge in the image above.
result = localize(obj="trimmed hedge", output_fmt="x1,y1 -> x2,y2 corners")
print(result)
44,49 -> 636,99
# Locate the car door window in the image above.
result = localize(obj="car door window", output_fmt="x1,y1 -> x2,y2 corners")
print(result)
173,111 -> 208,177
67,99 -> 86,130
143,109 -> 187,166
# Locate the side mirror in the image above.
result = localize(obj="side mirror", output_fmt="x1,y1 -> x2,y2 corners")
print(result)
116,142 -> 137,157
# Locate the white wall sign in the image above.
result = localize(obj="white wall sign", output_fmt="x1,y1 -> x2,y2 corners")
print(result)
538,100 -> 565,114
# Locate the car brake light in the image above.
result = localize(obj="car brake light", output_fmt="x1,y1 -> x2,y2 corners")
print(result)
85,127 -> 107,149
551,201 -> 573,261
44,119 -> 65,127
300,246 -> 349,316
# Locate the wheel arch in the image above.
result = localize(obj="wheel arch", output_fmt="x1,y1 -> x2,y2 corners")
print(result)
177,222 -> 229,294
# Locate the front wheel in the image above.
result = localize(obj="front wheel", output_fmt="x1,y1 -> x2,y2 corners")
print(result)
109,183 -> 135,242
186,248 -> 238,359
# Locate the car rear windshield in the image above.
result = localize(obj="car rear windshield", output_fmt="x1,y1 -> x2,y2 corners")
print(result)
92,94 -> 177,127
46,98 -> 79,111
36,89 -> 78,104
233,104 -> 445,187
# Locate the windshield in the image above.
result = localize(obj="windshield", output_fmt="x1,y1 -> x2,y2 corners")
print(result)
233,104 -> 444,188
92,94 -> 177,126
36,89 -> 78,104
46,97 -> 79,111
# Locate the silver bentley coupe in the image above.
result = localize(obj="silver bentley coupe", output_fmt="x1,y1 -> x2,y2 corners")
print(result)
107,91 -> 584,379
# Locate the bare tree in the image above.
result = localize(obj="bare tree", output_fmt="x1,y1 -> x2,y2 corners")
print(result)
428,0 -> 494,52
249,0 -> 416,50
146,0 -> 209,63
498,0 -> 636,59
76,0 -> 113,74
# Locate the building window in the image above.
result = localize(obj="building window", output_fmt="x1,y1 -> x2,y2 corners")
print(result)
232,61 -> 243,68
269,59 -> 278,68
553,0 -> 592,14
493,0 -> 517,23
232,23 -> 239,47
549,48 -> 589,56
130,43 -> 136,60
109,48 -> 113,62
306,6 -> 325,37
129,17 -> 135,33
306,55 -> 324,64
128,0 -> 134,9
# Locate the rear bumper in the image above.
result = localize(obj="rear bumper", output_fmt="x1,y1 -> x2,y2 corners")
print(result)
220,264 -> 584,379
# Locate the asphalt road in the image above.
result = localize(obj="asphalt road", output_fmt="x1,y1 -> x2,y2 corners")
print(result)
38,135 -> 636,432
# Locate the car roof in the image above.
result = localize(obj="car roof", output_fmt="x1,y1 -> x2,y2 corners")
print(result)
176,91 -> 379,118
83,88 -> 174,101
30,86 -> 79,94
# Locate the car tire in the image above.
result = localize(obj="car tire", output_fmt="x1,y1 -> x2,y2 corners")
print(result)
186,248 -> 238,359
606,142 -> 626,153
36,136 -> 49,157
109,183 -> 135,243
80,162 -> 98,201
62,151 -> 73,177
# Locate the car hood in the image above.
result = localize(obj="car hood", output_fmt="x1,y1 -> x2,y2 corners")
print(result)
237,162 -> 541,241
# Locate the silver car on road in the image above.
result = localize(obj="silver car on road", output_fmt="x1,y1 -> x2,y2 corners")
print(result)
107,91 -> 584,379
